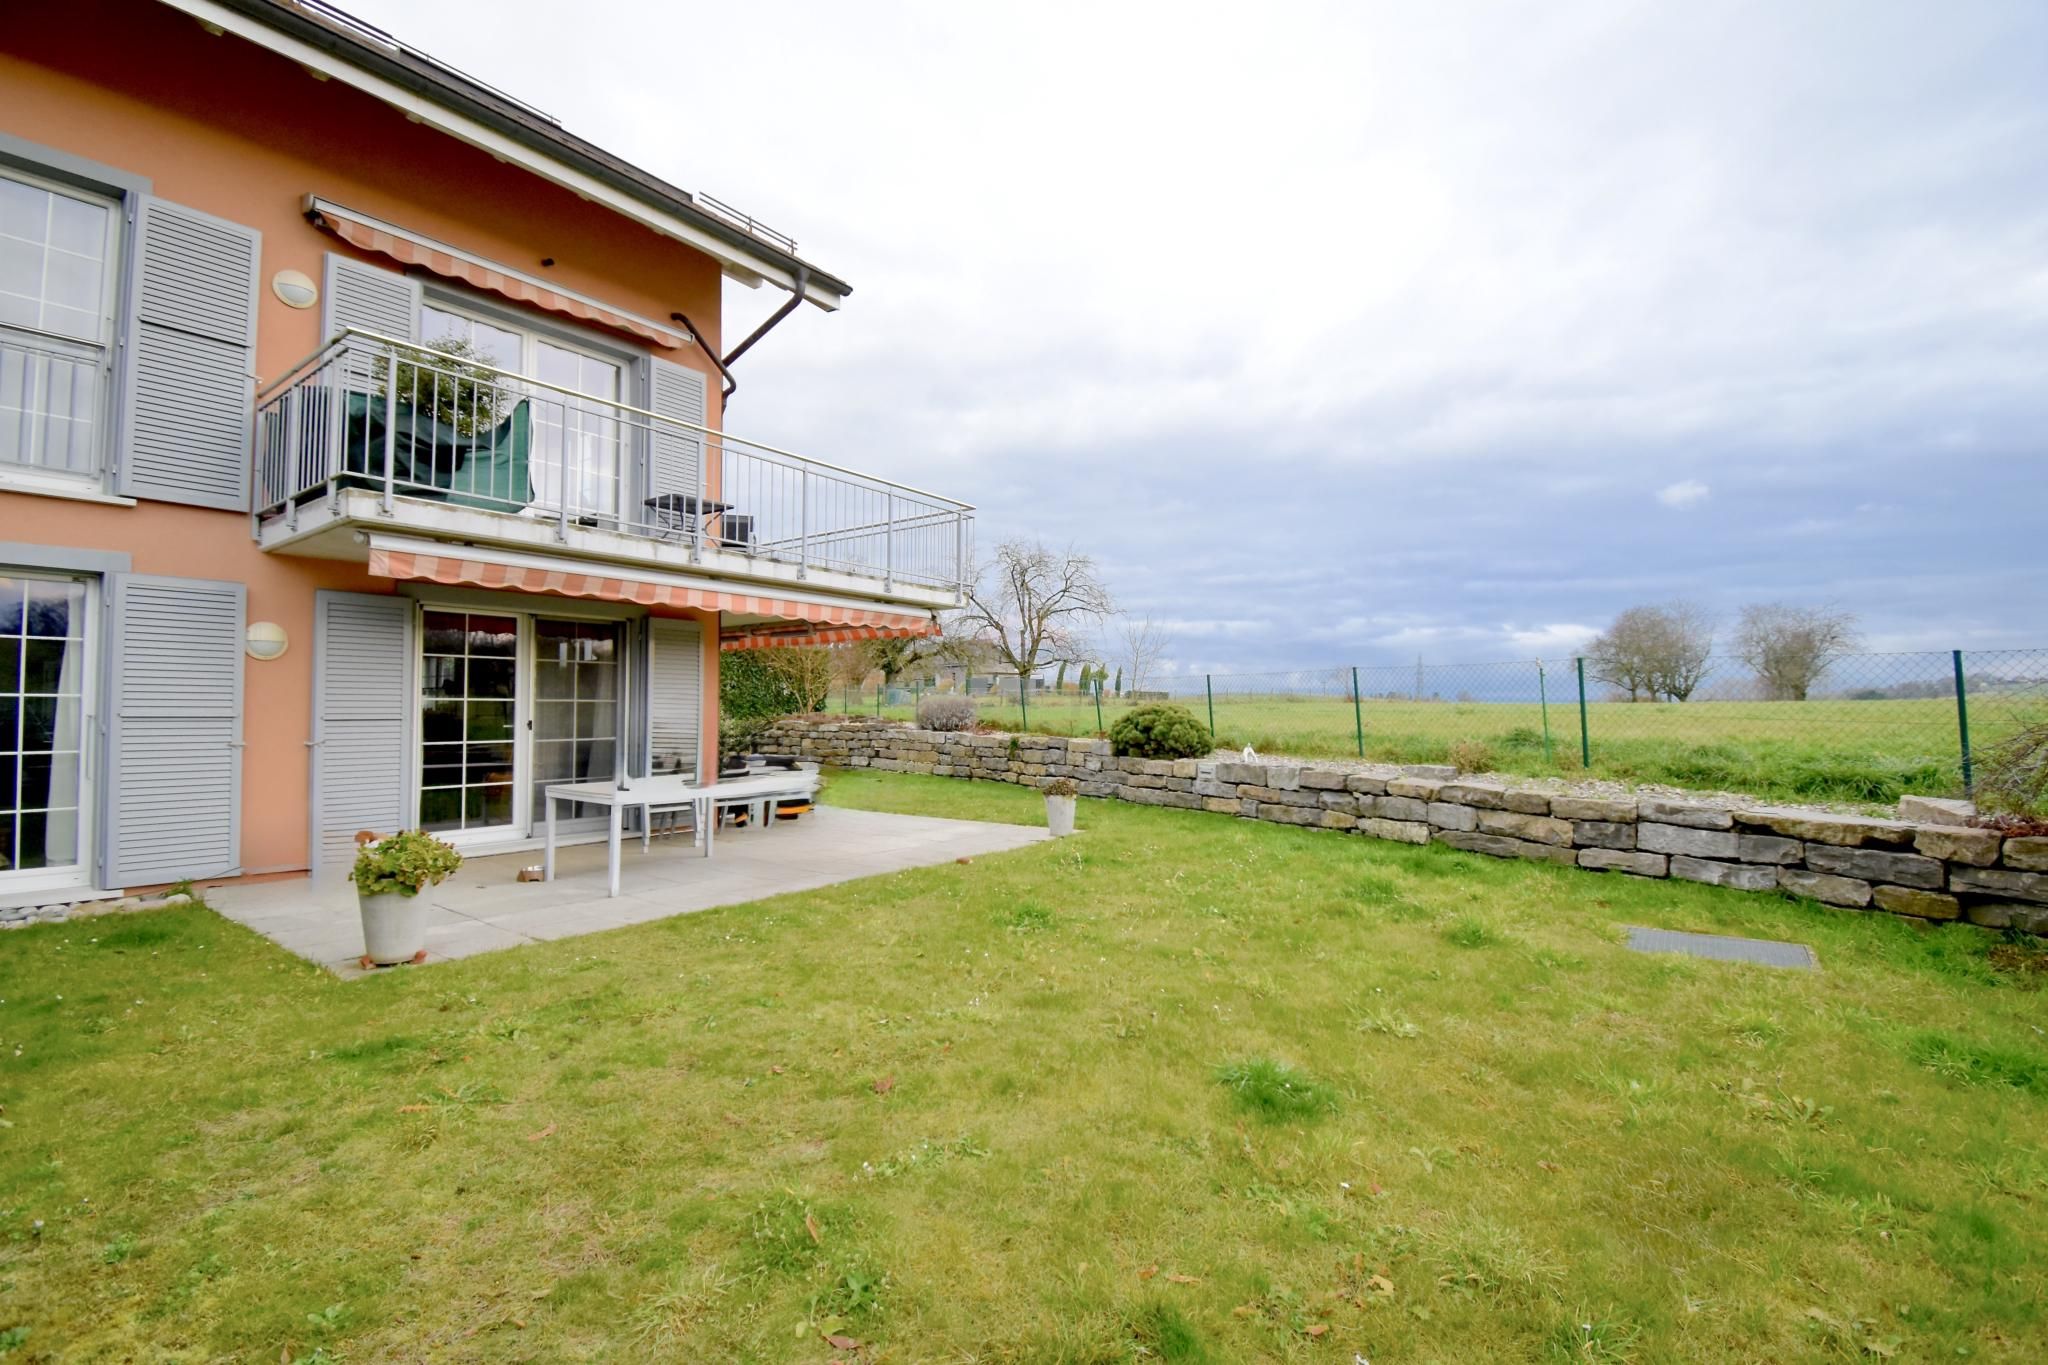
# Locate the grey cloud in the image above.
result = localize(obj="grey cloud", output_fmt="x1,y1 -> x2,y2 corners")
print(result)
360,0 -> 2048,669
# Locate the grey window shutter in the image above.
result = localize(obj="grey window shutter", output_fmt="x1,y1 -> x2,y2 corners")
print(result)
647,357 -> 707,506
116,196 -> 261,510
311,591 -> 414,876
102,574 -> 244,887
321,252 -> 419,347
647,617 -> 703,779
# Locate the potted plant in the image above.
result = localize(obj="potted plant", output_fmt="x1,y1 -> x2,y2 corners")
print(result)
350,829 -> 463,966
1042,776 -> 1079,837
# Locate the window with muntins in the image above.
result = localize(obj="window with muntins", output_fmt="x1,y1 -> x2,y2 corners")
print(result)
0,169 -> 118,481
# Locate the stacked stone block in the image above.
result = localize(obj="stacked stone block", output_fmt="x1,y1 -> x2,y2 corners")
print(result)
763,720 -> 2048,932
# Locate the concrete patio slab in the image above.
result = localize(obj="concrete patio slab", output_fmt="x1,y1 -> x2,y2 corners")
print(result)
203,805 -> 1048,977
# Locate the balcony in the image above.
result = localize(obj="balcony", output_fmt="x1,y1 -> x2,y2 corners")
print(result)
252,332 -> 973,609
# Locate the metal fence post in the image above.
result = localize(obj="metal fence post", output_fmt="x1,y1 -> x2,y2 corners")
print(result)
1094,679 -> 1104,733
1575,656 -> 1591,767
1953,649 -> 1974,795
1205,674 -> 1216,736
1351,665 -> 1365,757
1019,672 -> 1030,732
1537,660 -> 1553,764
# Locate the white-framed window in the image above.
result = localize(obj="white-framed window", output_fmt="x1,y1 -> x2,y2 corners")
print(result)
419,300 -> 627,521
0,168 -> 120,482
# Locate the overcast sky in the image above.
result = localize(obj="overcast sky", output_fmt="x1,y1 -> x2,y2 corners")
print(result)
355,0 -> 2048,675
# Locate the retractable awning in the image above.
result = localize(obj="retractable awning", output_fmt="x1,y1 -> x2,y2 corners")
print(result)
718,624 -> 935,651
365,536 -> 939,635
306,197 -> 689,350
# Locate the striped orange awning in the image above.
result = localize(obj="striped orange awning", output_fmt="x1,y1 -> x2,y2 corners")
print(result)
368,545 -> 939,635
720,625 -> 934,651
308,200 -> 685,350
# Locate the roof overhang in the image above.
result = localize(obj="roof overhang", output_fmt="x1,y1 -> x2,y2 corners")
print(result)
160,0 -> 853,310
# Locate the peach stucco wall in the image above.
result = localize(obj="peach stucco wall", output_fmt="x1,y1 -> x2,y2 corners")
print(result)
0,0 -> 732,880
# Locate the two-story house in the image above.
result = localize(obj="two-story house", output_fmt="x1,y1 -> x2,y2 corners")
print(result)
0,0 -> 971,905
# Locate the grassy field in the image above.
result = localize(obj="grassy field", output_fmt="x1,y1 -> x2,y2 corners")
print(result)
4,771 -> 2047,1360
846,691 -> 2048,806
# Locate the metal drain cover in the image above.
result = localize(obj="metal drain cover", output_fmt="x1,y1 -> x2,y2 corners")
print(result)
1625,925 -> 1817,970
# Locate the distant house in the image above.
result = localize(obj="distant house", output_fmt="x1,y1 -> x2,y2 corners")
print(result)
0,0 -> 972,901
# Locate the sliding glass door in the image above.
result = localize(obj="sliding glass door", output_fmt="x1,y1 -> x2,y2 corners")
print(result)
418,607 -> 624,843
531,618 -> 620,824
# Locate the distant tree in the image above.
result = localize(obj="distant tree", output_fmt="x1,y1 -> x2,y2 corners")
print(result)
1055,660 -> 1068,692
1116,613 -> 1173,696
1114,665 -> 1124,696
1734,603 -> 1859,701
858,633 -> 942,691
1587,602 -> 1715,702
1649,601 -> 1716,702
956,539 -> 1115,699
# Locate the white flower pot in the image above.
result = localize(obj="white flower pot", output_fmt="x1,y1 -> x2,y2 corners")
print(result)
358,889 -> 427,965
1045,793 -> 1077,837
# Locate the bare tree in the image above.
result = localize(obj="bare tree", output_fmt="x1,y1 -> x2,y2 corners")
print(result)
1587,602 -> 1716,702
956,539 -> 1114,694
1649,600 -> 1715,702
1734,603 -> 1859,701
1115,613 -> 1173,695
761,647 -> 837,713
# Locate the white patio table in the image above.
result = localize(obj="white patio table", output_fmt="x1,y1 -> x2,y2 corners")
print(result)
542,769 -> 822,897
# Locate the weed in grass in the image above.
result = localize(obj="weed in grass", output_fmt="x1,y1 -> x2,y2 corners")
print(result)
1907,1031 -> 2046,1094
1214,1057 -> 1336,1122
626,1265 -> 736,1353
1551,1309 -> 1645,1363
1428,1214 -> 1565,1303
1131,1299 -> 1215,1363
1349,872 -> 1430,922
1355,1004 -> 1421,1039
1003,902 -> 1055,933
1718,1008 -> 1786,1048
1989,939 -> 2048,981
1444,914 -> 1507,948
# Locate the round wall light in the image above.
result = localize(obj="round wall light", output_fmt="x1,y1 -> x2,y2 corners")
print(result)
271,269 -> 318,309
245,621 -> 290,661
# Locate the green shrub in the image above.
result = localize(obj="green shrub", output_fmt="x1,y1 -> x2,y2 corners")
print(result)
1108,703 -> 1211,759
720,652 -> 815,723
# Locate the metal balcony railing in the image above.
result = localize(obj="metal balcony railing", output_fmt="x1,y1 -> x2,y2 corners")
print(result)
253,331 -> 974,594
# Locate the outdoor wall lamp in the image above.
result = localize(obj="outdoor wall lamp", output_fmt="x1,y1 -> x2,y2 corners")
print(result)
245,621 -> 289,660
271,269 -> 318,309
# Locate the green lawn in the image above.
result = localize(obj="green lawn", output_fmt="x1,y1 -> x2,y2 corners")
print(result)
848,691 -> 2048,806
3,771 -> 2046,1361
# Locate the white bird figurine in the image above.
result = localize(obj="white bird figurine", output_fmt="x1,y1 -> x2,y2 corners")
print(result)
1241,744 -> 1257,762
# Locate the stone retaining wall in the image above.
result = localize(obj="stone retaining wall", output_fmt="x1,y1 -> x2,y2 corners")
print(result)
766,719 -> 2048,932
